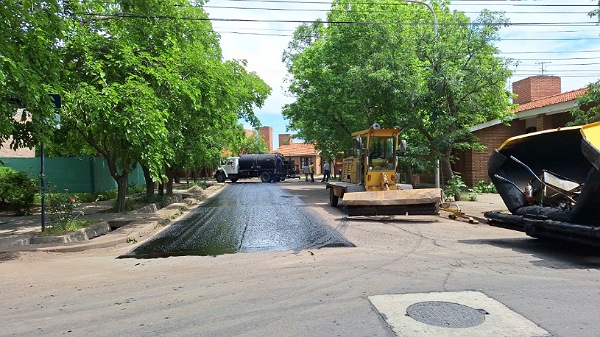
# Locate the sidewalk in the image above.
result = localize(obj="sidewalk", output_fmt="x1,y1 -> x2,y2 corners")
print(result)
0,184 -> 225,252
0,184 -> 507,252
451,193 -> 507,224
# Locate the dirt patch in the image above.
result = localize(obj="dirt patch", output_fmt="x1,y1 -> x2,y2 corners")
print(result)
0,251 -> 21,262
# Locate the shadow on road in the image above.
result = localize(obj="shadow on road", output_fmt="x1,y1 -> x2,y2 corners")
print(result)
459,237 -> 600,270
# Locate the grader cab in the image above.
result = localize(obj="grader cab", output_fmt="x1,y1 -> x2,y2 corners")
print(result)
326,126 -> 442,216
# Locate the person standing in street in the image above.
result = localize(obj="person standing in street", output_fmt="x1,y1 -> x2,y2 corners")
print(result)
322,161 -> 330,182
303,162 -> 310,182
309,161 -> 315,183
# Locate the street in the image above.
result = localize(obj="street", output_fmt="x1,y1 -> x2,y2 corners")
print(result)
1,180 -> 600,336
121,183 -> 352,258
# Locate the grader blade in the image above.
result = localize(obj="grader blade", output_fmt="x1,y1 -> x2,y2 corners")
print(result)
343,188 -> 442,216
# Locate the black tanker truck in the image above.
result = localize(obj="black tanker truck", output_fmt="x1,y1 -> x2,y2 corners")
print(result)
214,154 -> 289,183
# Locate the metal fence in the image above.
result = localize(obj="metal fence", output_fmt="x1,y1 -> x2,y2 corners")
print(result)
1,156 -> 145,194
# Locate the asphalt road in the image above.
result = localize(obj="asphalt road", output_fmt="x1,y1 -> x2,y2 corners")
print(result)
120,183 -> 353,258
1,179 -> 600,337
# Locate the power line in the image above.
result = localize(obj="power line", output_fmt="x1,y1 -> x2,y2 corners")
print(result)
202,4 -> 592,15
500,50 -> 600,54
216,0 -> 596,6
72,11 -> 598,26
214,29 -> 600,41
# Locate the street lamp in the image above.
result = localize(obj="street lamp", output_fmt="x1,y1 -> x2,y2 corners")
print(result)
41,94 -> 61,231
399,0 -> 441,189
402,0 -> 437,36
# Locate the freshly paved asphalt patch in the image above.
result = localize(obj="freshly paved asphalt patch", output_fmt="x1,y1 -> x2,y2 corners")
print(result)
121,183 -> 354,258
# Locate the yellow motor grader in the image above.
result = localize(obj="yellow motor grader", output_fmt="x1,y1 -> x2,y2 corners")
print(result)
326,125 -> 442,216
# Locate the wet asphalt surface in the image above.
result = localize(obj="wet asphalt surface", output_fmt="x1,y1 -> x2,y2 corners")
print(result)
120,182 -> 354,258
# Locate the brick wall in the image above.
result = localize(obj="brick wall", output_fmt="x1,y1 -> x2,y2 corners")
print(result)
455,113 -> 573,187
258,126 -> 273,153
460,120 -> 526,186
0,141 -> 35,158
551,113 -> 573,128
1,110 -> 35,158
512,76 -> 561,104
279,134 -> 293,146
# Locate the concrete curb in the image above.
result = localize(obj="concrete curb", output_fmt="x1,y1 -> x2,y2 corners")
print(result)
0,183 -> 225,253
29,222 -> 112,245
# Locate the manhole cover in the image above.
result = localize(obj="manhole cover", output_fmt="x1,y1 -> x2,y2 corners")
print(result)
406,301 -> 486,328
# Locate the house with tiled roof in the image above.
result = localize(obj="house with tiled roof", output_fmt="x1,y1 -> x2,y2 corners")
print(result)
453,75 -> 588,186
272,134 -> 321,175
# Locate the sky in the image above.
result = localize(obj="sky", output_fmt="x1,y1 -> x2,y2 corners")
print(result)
203,0 -> 600,149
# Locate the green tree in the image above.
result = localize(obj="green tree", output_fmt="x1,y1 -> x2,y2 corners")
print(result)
569,80 -> 600,125
59,0 -> 270,207
235,128 -> 269,155
283,0 -> 515,184
0,1 -> 63,150
61,0 -> 176,211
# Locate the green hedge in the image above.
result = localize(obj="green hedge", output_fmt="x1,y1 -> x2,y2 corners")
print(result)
0,167 -> 37,215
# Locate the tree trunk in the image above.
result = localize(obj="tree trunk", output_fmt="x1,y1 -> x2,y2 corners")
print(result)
441,155 -> 454,187
115,174 -> 129,212
141,164 -> 154,198
405,167 -> 414,185
158,180 -> 165,196
166,166 -> 176,196
103,156 -> 132,213
441,154 -> 460,201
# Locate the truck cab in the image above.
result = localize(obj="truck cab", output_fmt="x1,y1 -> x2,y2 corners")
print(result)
215,157 -> 240,183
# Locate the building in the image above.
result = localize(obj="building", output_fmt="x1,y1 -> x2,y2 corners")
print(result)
454,75 -> 588,186
272,134 -> 321,175
0,110 -> 35,158
258,126 -> 274,153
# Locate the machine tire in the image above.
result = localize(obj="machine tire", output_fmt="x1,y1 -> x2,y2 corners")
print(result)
329,188 -> 339,207
230,178 -> 238,183
260,171 -> 271,183
216,172 -> 226,183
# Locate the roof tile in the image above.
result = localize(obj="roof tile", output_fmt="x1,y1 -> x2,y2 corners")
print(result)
515,87 -> 588,113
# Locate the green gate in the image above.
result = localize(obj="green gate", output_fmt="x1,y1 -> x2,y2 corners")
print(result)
1,157 -> 144,193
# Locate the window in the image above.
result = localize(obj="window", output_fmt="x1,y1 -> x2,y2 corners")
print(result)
368,136 -> 396,171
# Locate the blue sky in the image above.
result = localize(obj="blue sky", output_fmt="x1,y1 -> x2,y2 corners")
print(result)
204,0 -> 600,148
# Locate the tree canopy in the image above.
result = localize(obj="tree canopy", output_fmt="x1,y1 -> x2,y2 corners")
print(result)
0,1 -> 64,149
570,80 -> 600,125
283,0 -> 515,182
2,0 -> 271,212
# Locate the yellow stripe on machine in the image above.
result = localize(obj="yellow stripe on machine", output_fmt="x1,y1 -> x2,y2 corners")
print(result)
498,125 -> 582,150
581,121 -> 600,150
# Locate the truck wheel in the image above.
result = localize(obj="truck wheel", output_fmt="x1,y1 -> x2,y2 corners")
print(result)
273,176 -> 281,183
329,188 -> 339,207
260,171 -> 271,183
216,172 -> 226,183
230,178 -> 238,183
